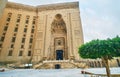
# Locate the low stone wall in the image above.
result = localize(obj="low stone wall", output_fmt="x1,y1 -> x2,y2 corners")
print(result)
82,58 -> 120,68
33,58 -> 120,69
33,60 -> 88,69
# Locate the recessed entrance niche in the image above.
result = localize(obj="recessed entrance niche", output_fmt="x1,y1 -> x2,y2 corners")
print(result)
51,14 -> 68,60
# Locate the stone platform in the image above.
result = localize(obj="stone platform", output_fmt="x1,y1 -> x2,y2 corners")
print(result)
33,60 -> 87,69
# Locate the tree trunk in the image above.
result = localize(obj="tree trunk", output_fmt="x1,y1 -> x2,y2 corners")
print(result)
102,56 -> 111,77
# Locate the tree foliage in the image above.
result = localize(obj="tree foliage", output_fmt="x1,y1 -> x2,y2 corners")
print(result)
78,36 -> 120,77
111,36 -> 120,56
79,36 -> 120,59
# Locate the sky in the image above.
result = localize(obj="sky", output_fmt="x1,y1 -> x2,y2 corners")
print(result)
8,0 -> 120,43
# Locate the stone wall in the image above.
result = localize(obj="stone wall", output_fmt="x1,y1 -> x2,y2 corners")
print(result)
0,2 -> 84,64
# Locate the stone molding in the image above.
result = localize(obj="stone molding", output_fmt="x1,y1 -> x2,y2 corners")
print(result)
6,1 -> 79,11
6,2 -> 36,11
37,2 -> 79,11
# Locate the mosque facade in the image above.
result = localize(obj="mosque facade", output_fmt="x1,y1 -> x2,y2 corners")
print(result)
0,2 -> 84,65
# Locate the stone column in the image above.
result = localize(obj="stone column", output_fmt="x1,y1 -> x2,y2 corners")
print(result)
67,13 -> 74,59
43,15 -> 48,60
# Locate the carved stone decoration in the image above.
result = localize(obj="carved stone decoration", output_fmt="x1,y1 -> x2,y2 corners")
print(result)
50,14 -> 68,60
54,37 -> 64,47
51,14 -> 66,34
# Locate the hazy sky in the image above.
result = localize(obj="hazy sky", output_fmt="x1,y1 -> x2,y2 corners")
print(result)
8,0 -> 120,43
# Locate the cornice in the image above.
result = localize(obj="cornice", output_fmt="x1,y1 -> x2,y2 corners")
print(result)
37,2 -> 79,11
6,2 -> 36,11
5,1 -> 79,12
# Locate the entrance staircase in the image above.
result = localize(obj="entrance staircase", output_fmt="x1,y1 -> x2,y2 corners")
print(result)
33,60 -> 88,69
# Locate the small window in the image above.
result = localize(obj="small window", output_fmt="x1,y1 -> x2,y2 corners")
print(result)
14,27 -> 18,32
28,51 -> 31,56
22,38 -> 25,43
8,50 -> 13,56
19,51 -> 23,56
4,26 -> 8,31
18,14 -> 21,18
21,45 -> 24,48
25,25 -> 28,27
31,29 -> 34,33
7,18 -> 10,22
1,37 -> 5,41
29,38 -> 33,43
31,35 -> 33,37
23,34 -> 26,37
32,21 -> 35,24
32,25 -> 34,28
11,44 -> 14,48
2,33 -> 6,36
24,28 -> 27,32
25,20 -> 29,24
16,19 -> 20,23
0,44 -> 2,48
12,37 -> 16,42
58,40 -> 61,45
6,23 -> 9,25
16,24 -> 19,26
14,33 -> 16,36
8,13 -> 12,17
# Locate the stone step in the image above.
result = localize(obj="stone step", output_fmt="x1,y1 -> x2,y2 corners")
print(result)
33,60 -> 88,69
